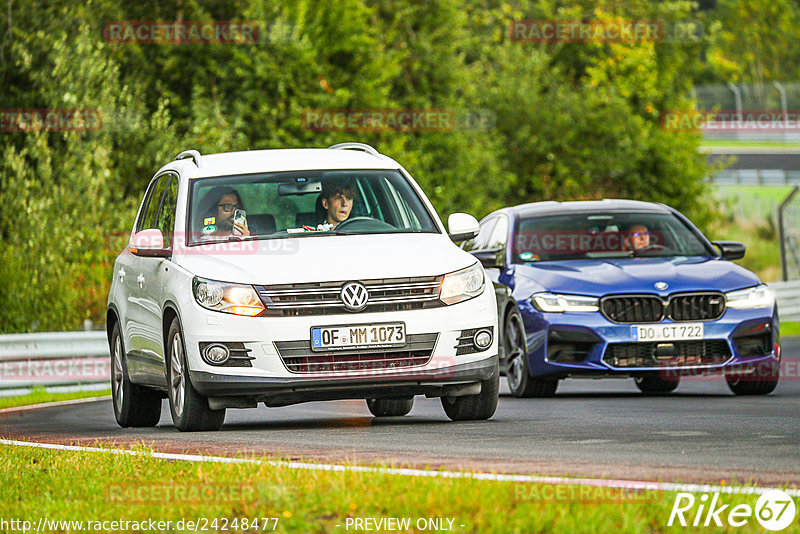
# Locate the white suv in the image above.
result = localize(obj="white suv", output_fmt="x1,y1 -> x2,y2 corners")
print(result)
106,143 -> 499,431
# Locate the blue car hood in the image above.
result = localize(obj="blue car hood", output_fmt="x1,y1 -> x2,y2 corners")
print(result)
512,256 -> 762,297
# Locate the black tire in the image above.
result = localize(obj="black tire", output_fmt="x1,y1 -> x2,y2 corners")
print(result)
634,373 -> 680,395
726,368 -> 779,396
441,360 -> 500,421
166,318 -> 225,431
504,308 -> 559,398
110,322 -> 162,428
366,397 -> 414,417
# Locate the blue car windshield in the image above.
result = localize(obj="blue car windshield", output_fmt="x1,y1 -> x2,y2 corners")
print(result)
512,212 -> 713,262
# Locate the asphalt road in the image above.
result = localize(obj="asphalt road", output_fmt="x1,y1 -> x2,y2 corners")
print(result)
2,339 -> 799,486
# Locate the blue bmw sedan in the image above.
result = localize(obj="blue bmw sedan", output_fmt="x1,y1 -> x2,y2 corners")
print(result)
464,200 -> 780,397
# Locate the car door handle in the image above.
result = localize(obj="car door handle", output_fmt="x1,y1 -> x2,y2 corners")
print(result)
137,274 -> 145,288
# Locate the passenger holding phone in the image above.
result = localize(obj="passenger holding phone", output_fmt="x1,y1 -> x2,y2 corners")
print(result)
198,186 -> 250,238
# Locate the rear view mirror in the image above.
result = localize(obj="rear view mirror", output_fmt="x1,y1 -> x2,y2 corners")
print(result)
712,240 -> 746,260
471,247 -> 503,269
447,213 -> 480,242
130,229 -> 170,257
278,181 -> 322,196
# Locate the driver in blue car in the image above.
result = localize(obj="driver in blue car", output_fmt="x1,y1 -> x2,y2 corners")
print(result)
320,178 -> 356,229
626,224 -> 650,251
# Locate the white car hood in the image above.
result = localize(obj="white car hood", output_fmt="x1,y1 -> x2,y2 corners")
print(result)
175,233 -> 474,284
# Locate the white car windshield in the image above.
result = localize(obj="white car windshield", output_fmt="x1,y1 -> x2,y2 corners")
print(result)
187,169 -> 439,244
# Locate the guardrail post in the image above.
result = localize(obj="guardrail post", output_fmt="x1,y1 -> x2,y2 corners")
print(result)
779,186 -> 800,281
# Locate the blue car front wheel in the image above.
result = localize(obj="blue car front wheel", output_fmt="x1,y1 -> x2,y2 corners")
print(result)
504,308 -> 559,398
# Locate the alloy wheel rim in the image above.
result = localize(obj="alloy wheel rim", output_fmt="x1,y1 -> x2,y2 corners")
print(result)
506,315 -> 526,391
170,333 -> 185,418
112,336 -> 124,412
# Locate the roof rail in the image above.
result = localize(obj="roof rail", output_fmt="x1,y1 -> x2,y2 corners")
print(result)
328,142 -> 381,158
175,149 -> 203,168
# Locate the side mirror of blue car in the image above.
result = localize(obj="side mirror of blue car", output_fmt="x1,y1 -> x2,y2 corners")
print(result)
471,247 -> 504,269
712,240 -> 746,260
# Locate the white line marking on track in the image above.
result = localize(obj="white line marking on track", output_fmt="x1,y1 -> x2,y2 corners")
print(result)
1,437 -> 797,497
654,431 -> 709,437
0,396 -> 111,415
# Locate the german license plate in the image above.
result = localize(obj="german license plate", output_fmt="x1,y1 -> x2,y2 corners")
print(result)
311,322 -> 406,352
631,323 -> 704,342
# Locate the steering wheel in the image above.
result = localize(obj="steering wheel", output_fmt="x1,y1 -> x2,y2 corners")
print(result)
335,216 -> 377,228
334,216 -> 395,231
635,243 -> 666,254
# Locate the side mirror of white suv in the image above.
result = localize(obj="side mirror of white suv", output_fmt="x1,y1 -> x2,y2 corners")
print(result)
447,213 -> 480,243
130,229 -> 170,257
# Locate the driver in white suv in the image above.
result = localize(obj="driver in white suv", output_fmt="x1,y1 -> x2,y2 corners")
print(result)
320,177 -> 355,229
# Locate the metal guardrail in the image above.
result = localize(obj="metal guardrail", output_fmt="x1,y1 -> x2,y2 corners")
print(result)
0,331 -> 110,389
769,280 -> 800,322
712,169 -> 800,186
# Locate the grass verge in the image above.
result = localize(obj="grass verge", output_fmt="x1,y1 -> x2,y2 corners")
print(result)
0,443 -> 794,533
781,321 -> 800,337
0,386 -> 111,410
710,185 -> 794,282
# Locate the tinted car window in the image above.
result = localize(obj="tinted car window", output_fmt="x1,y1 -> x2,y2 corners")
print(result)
157,175 -> 179,247
512,211 -> 712,262
137,175 -> 170,232
462,217 -> 497,252
488,215 -> 508,249
186,170 -> 438,244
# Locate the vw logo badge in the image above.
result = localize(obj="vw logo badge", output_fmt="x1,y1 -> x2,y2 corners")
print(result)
340,282 -> 369,312
654,281 -> 669,290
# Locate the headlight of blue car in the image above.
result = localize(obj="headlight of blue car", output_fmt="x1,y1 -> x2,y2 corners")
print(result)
725,284 -> 775,310
531,292 -> 600,313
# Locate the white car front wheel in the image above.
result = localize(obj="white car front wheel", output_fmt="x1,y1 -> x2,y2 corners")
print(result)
167,318 -> 225,432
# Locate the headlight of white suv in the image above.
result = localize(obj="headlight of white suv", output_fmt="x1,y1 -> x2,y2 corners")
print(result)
192,277 -> 265,317
725,284 -> 775,310
531,293 -> 600,313
440,263 -> 485,305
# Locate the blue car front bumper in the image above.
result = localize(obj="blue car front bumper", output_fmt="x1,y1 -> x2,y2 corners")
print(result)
519,301 -> 780,379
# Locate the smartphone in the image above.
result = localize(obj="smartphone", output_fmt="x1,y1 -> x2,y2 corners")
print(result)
232,209 -> 246,235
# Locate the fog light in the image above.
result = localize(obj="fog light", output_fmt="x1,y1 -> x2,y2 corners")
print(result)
204,344 -> 230,365
473,329 -> 492,350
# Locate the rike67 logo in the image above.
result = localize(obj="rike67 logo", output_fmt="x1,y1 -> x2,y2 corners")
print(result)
668,490 -> 796,531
